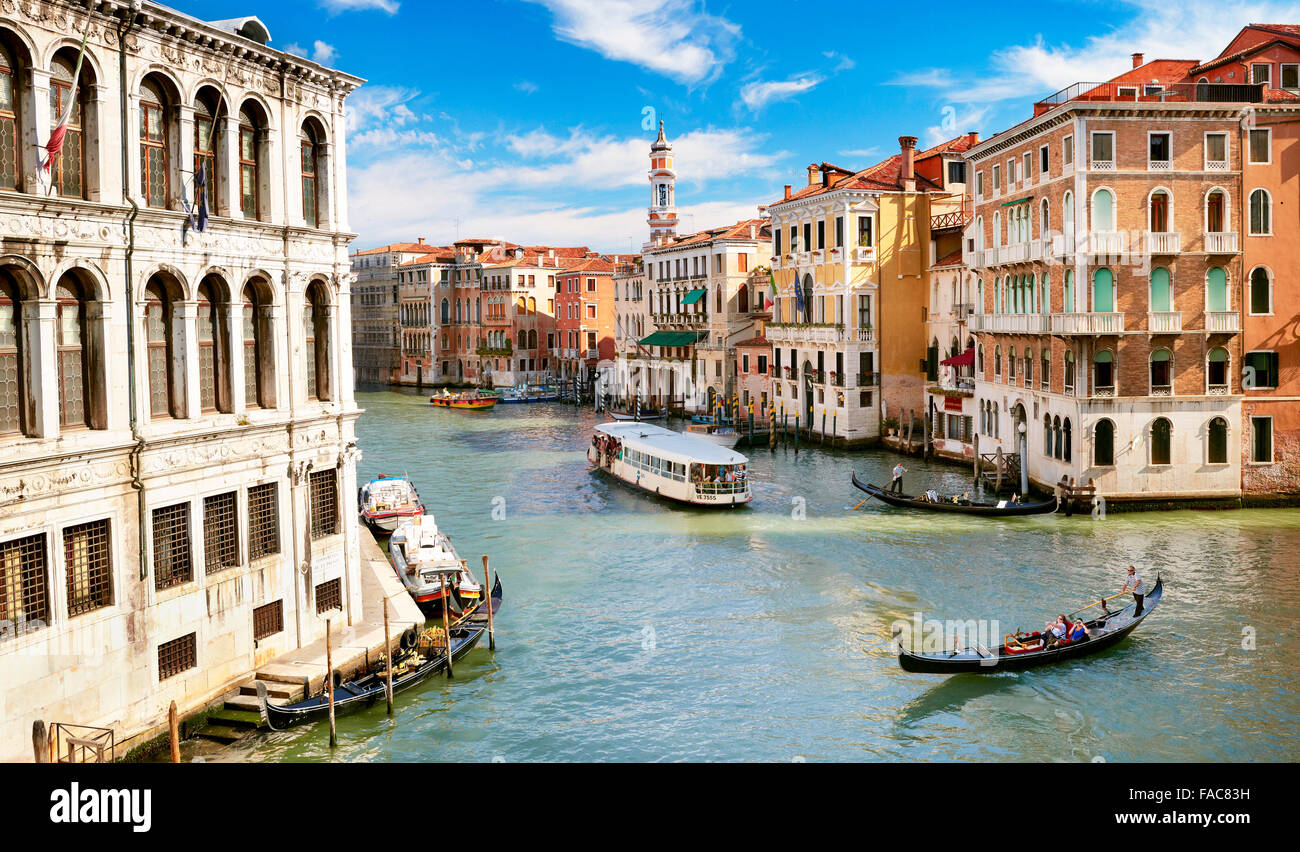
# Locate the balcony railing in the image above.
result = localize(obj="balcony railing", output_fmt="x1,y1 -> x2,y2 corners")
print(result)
1091,159 -> 1115,171
1051,312 -> 1126,334
1148,311 -> 1182,333
970,313 -> 1051,333
1092,385 -> 1116,398
931,210 -> 972,231
1151,385 -> 1172,397
1051,234 -> 1075,257
857,328 -> 875,343
1034,81 -> 1265,113
851,245 -> 877,263
1144,231 -> 1180,254
1086,231 -> 1124,255
1148,159 -> 1172,171
766,323 -> 845,344
1205,232 -> 1239,253
1205,311 -> 1241,333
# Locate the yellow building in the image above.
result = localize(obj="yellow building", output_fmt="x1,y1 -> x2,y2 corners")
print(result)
766,134 -> 976,444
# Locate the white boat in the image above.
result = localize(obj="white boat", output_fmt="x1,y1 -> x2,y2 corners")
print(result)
500,384 -> 559,403
684,422 -> 741,448
587,422 -> 751,507
358,475 -> 424,533
388,516 -> 482,610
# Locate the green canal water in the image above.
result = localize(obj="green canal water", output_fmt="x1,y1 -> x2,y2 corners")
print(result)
221,387 -> 1300,762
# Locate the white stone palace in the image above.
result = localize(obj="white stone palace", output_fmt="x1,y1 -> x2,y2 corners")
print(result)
0,1 -> 362,760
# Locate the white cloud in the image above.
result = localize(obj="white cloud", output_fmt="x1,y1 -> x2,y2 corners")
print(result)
738,74 -> 822,111
311,40 -> 337,65
893,1 -> 1300,104
923,106 -> 991,148
515,80 -> 539,94
525,0 -> 741,85
321,0 -> 400,14
836,147 -> 880,161
346,86 -> 422,134
822,51 -> 855,71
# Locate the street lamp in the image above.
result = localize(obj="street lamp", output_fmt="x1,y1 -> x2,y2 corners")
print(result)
1018,420 -> 1029,495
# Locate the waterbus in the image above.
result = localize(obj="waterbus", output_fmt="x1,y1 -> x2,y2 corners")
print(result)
587,422 -> 751,507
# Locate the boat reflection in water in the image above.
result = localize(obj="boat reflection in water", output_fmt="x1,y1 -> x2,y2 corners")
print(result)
588,421 -> 751,507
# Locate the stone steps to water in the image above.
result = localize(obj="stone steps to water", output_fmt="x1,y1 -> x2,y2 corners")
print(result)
240,679 -> 304,701
192,724 -> 249,744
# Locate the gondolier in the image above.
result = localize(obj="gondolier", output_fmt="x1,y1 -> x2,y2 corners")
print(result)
1121,565 -> 1147,616
889,462 -> 906,494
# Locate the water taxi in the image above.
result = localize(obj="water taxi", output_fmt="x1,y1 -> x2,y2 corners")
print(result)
429,389 -> 498,410
588,422 -> 751,507
358,475 -> 424,533
500,383 -> 560,403
389,516 -> 483,612
684,421 -> 741,448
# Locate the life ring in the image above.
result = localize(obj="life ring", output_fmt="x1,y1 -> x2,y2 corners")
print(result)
400,627 -> 418,650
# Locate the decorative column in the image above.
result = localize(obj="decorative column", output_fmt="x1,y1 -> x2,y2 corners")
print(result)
330,90 -> 350,232
176,104 -> 195,214
86,84 -> 112,201
266,303 -> 285,411
126,92 -> 144,205
221,115 -> 242,219
336,273 -> 356,406
175,300 -> 200,418
85,299 -> 111,430
23,68 -> 52,195
225,300 -> 245,416
264,127 -> 284,225
22,300 -> 58,438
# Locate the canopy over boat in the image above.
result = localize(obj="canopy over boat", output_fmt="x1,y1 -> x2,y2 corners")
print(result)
595,421 -> 748,466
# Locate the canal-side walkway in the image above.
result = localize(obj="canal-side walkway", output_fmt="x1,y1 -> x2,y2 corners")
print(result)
197,527 -> 424,742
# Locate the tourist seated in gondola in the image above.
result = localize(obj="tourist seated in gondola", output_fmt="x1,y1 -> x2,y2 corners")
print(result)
1044,615 -> 1069,647
1068,619 -> 1090,643
924,489 -> 940,503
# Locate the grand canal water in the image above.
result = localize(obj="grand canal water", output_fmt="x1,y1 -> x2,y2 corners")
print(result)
222,388 -> 1300,762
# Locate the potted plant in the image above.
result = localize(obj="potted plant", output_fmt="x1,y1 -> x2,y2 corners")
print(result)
883,416 -> 900,437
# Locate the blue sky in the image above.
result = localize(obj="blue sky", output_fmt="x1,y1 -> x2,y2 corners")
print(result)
174,0 -> 1300,252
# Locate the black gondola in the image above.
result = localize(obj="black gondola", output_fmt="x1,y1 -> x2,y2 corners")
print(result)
895,576 -> 1163,674
852,472 -> 1058,516
257,622 -> 487,729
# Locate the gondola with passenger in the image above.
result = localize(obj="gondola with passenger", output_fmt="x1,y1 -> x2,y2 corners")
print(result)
851,472 -> 1057,517
894,576 -> 1163,674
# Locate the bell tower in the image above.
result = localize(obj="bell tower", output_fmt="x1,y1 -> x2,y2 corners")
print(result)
647,120 -> 678,244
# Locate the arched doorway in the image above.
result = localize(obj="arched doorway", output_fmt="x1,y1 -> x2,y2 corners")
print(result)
802,359 -> 814,424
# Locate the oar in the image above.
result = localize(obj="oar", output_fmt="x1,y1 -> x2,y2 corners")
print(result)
852,474 -> 876,509
1068,590 -> 1131,619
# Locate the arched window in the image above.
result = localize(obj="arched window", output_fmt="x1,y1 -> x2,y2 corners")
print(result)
1062,191 -> 1074,234
1150,267 -> 1171,313
1206,267 -> 1228,312
140,77 -> 172,208
1249,189 -> 1271,235
528,296 -> 537,314
197,279 -> 232,413
1207,417 -> 1229,464
1094,419 -> 1115,466
738,283 -> 749,314
517,329 -> 527,349
194,87 -> 222,215
1009,346 -> 1017,380
1043,414 -> 1053,455
1092,188 -> 1115,231
993,211 -> 1001,247
995,277 -> 1002,314
49,50 -> 90,199
1041,348 -> 1050,388
528,329 -> 537,349
1053,415 -> 1062,459
1063,269 -> 1074,313
1025,347 -> 1034,384
55,280 -> 88,427
145,278 -> 178,418
1064,350 -> 1075,392
301,121 -> 321,227
1150,348 -> 1172,395
1149,189 -> 1170,232
1206,189 -> 1227,232
1249,267 -> 1272,315
977,343 -> 984,374
439,298 -> 449,324
994,344 -> 1002,378
304,282 -> 330,401
242,281 -> 272,409
1202,347 -> 1228,397
1093,267 -> 1114,313
1063,418 -> 1073,462
0,41 -> 24,191
516,296 -> 525,314
238,104 -> 266,220
1040,198 -> 1049,237
0,274 -> 23,434
1151,418 -> 1172,465
1094,349 -> 1114,393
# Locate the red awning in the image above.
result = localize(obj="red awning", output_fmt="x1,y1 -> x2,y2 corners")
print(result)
941,347 -> 975,367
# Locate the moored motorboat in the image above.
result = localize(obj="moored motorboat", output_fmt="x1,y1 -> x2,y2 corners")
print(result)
389,516 -> 482,611
588,421 -> 751,507
851,472 -> 1057,516
358,475 -> 424,533
684,422 -> 741,448
894,576 -> 1163,674
500,383 -> 559,403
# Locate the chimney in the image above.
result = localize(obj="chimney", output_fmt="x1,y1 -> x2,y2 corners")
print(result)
417,236 -> 425,244
1132,52 -> 1144,69
784,184 -> 792,200
966,131 -> 979,146
757,205 -> 769,219
899,135 -> 918,183
807,163 -> 820,186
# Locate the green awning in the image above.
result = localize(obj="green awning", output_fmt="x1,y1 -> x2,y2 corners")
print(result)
680,288 -> 707,305
1000,196 -> 1033,207
639,331 -> 705,347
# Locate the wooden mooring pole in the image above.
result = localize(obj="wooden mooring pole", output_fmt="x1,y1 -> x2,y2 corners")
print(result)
168,701 -> 180,763
326,618 -> 337,748
441,579 -> 454,678
382,599 -> 394,715
483,554 -> 495,651
32,721 -> 49,763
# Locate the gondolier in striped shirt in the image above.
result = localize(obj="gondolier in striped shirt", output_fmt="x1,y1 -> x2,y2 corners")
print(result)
1121,566 -> 1147,616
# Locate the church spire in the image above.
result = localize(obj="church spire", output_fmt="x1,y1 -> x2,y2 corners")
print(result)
647,121 -> 677,244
